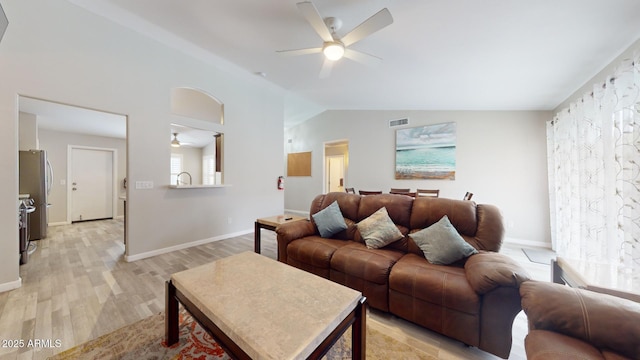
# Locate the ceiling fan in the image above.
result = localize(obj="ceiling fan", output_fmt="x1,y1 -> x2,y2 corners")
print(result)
171,133 -> 182,148
170,132 -> 195,148
277,1 -> 393,78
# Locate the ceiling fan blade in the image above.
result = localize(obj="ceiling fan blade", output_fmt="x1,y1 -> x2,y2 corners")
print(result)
319,58 -> 334,78
343,49 -> 382,67
276,47 -> 322,56
341,8 -> 393,47
297,1 -> 334,42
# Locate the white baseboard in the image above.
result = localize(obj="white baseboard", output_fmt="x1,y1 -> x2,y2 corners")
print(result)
0,278 -> 22,293
504,237 -> 551,249
124,229 -> 253,262
50,216 -> 124,226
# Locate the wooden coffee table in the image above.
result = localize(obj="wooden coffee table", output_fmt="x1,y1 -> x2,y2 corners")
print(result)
254,214 -> 306,255
166,251 -> 367,359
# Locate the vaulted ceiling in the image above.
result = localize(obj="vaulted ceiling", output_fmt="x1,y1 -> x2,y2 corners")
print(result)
69,0 -> 640,115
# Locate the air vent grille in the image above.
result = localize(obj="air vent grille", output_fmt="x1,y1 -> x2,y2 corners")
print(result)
389,118 -> 409,128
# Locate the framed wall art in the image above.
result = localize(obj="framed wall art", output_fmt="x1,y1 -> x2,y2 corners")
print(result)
287,151 -> 312,176
395,122 -> 456,180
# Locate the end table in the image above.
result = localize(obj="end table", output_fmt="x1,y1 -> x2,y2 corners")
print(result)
254,214 -> 306,256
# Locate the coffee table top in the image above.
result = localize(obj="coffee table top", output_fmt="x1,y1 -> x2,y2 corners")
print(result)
171,251 -> 362,360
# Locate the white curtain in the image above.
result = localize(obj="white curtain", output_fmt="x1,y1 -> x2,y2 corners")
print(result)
547,50 -> 640,275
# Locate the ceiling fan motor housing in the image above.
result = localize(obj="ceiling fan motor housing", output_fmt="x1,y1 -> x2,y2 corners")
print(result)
324,17 -> 342,33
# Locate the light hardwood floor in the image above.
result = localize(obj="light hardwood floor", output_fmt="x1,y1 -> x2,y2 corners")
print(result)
0,219 -> 549,359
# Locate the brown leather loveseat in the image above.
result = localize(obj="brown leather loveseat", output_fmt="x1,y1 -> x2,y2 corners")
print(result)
276,192 -> 530,358
520,280 -> 640,360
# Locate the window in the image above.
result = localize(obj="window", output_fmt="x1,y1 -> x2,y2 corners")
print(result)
170,153 -> 183,185
202,155 -> 215,185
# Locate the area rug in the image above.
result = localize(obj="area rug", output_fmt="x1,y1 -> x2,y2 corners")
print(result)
522,247 -> 556,265
48,308 -> 435,360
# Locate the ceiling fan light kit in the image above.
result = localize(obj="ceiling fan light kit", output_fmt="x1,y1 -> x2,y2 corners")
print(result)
171,133 -> 180,148
278,1 -> 393,77
323,41 -> 344,61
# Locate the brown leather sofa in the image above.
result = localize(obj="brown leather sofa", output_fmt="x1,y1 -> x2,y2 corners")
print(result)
276,192 -> 530,358
520,281 -> 640,360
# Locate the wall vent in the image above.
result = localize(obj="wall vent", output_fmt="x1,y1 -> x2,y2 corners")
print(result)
389,118 -> 409,128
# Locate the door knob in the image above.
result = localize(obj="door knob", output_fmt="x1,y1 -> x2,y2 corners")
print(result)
72,187 -> 77,191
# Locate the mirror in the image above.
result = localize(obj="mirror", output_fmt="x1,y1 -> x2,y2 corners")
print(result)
170,124 -> 223,186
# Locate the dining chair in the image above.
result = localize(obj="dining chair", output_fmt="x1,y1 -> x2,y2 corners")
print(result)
345,187 -> 355,194
463,192 -> 474,201
391,191 -> 416,197
416,189 -> 439,197
359,190 -> 382,195
390,188 -> 410,193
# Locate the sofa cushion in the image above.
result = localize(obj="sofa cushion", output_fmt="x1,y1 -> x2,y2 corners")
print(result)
389,253 -> 480,314
410,215 -> 478,265
330,242 -> 404,311
357,207 -> 404,249
410,197 -> 478,237
358,193 -> 413,228
312,200 -> 348,238
310,192 -> 360,223
286,236 -> 349,279
389,253 -> 481,347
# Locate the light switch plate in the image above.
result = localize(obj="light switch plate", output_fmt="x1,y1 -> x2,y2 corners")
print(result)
135,181 -> 154,189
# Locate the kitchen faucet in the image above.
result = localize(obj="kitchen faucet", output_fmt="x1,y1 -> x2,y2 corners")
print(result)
176,171 -> 192,186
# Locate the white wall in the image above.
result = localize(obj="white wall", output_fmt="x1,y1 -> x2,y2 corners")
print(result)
285,110 -> 551,246
18,112 -> 37,150
38,129 -> 127,223
0,0 -> 285,290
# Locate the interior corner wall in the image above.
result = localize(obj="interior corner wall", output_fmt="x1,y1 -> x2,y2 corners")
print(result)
0,0 -> 284,289
18,111 -> 37,150
285,110 -> 552,246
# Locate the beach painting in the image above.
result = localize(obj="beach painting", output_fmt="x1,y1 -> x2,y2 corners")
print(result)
395,122 -> 456,180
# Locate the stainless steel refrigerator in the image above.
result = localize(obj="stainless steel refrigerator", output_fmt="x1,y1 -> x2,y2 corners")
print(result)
19,150 -> 53,240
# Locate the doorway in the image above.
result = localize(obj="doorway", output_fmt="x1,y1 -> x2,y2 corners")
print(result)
324,140 -> 349,194
69,146 -> 117,222
326,155 -> 344,192
18,96 -> 127,254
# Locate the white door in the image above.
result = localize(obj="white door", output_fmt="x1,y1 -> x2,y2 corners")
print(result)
327,155 -> 344,193
71,148 -> 113,222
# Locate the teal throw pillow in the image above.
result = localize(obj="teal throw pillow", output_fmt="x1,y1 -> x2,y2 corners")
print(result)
312,200 -> 348,238
357,207 -> 404,249
409,215 -> 478,265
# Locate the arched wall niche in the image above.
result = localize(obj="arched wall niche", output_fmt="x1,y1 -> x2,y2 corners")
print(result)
169,87 -> 225,187
170,87 -> 224,124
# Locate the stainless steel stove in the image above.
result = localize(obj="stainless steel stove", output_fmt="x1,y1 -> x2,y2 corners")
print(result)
19,197 -> 36,264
